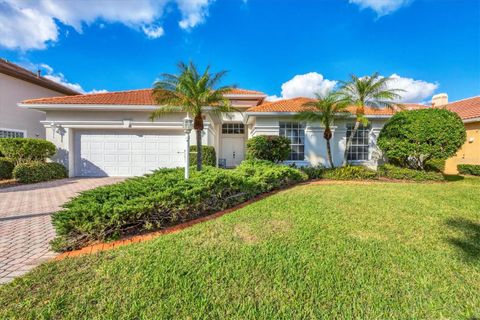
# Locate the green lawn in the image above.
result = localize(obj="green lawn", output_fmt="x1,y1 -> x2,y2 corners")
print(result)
1,177 -> 480,319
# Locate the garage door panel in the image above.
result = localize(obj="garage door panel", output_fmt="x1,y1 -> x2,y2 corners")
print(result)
75,130 -> 185,177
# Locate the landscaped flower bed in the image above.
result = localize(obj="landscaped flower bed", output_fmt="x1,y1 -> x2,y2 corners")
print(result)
51,160 -> 307,252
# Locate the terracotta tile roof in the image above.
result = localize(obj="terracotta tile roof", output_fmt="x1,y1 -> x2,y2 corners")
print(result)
0,59 -> 80,95
22,88 -> 265,105
443,96 -> 480,120
247,97 -> 428,115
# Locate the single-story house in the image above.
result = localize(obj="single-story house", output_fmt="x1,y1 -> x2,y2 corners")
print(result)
433,94 -> 480,174
0,59 -> 80,139
20,89 -> 425,177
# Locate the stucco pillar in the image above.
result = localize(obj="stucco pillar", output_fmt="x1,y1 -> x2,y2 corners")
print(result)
67,128 -> 75,177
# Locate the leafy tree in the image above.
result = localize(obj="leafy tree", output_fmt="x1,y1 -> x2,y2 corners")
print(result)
151,62 -> 235,171
295,91 -> 349,168
377,109 -> 466,169
337,73 -> 403,165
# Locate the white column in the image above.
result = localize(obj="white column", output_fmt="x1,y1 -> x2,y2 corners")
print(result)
67,128 -> 75,178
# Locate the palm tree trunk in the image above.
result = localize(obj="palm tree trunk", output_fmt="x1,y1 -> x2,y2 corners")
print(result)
196,129 -> 202,171
342,120 -> 360,166
326,138 -> 334,168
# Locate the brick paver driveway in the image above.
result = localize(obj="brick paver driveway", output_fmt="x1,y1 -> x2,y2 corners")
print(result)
0,177 -> 123,284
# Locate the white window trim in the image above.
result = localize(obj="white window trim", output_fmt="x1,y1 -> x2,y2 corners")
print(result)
279,121 -> 306,161
346,124 -> 371,162
0,128 -> 27,138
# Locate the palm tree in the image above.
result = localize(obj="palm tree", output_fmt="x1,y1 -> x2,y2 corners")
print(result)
150,62 -> 235,171
337,73 -> 403,166
295,91 -> 349,168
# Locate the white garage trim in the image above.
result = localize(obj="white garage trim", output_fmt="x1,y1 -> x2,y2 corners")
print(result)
74,130 -> 186,177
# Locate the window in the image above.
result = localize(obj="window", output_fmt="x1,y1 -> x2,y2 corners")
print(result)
346,124 -> 370,161
222,123 -> 244,134
0,129 -> 24,138
279,122 -> 305,161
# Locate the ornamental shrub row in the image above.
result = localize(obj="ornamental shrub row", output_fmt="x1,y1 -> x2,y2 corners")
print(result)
457,164 -> 480,176
378,164 -> 444,181
50,160 -> 307,252
299,164 -> 446,181
13,162 -> 68,183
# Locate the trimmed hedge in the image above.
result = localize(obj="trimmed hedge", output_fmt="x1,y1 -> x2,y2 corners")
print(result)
189,146 -> 216,167
246,135 -> 291,163
13,162 -> 68,184
0,138 -> 56,165
457,164 -> 480,176
323,166 -> 379,180
50,160 -> 307,252
378,164 -> 444,181
0,158 -> 14,180
424,159 -> 446,173
377,109 -> 465,169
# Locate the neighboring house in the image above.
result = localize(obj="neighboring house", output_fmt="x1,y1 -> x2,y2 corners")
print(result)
432,94 -> 480,174
0,59 -> 80,139
20,89 -> 425,177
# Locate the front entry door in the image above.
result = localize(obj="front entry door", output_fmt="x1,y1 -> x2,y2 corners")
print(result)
222,137 -> 245,167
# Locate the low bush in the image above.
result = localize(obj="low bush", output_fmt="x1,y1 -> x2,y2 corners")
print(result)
0,158 -> 14,180
299,165 -> 325,180
378,164 -> 444,181
457,164 -> 480,176
13,162 -> 68,184
0,138 -> 56,165
50,160 -> 307,252
323,166 -> 379,180
189,145 -> 216,167
424,159 -> 446,172
246,135 -> 291,163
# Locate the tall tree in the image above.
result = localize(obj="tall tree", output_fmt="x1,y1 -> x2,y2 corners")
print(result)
337,73 -> 403,166
295,91 -> 349,168
151,62 -> 235,171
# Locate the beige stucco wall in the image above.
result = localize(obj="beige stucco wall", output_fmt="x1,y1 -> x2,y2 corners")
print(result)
445,121 -> 480,174
0,73 -> 72,138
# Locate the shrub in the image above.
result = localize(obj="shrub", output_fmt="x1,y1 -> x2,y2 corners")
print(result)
189,146 -> 216,167
246,136 -> 291,163
50,160 -> 307,252
424,159 -> 446,172
378,164 -> 444,181
0,138 -> 56,165
13,162 -> 68,184
323,166 -> 379,180
0,158 -> 14,180
457,164 -> 480,176
299,165 -> 325,180
377,109 -> 465,170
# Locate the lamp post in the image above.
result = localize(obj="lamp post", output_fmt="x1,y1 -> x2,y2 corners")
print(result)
183,115 -> 193,179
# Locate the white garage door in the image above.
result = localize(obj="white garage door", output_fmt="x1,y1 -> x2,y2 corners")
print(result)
75,130 -> 185,177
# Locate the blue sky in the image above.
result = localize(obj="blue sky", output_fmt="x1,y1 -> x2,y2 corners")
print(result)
0,0 -> 478,102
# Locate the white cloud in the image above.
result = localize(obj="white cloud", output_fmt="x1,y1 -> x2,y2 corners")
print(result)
177,0 -> 214,30
0,0 -> 214,50
25,62 -> 107,94
267,72 -> 437,104
267,72 -> 337,101
387,74 -> 438,103
142,24 -> 165,39
349,0 -> 412,16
